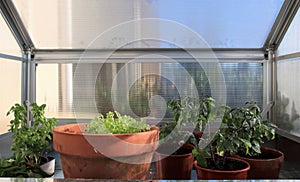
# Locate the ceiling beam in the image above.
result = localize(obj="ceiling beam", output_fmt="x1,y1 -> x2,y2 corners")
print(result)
33,48 -> 265,63
0,0 -> 34,51
264,0 -> 300,50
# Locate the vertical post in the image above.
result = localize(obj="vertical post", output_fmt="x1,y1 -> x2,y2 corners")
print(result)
272,50 -> 277,124
21,50 -> 28,105
263,48 -> 275,121
21,48 -> 35,127
29,50 -> 36,104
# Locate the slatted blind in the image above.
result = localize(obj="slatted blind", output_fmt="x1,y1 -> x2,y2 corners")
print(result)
37,62 -> 262,119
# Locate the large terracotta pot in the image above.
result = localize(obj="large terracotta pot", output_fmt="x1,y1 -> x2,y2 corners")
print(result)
155,144 -> 194,179
194,157 -> 250,180
53,123 -> 159,179
236,147 -> 284,179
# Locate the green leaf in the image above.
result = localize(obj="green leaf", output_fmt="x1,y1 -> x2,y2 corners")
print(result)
232,138 -> 241,147
193,148 -> 210,168
239,138 -> 252,148
252,144 -> 261,154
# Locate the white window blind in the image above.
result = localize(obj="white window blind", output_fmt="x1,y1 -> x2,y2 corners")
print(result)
37,61 -> 263,119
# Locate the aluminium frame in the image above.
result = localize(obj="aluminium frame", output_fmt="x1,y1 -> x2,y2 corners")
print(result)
0,0 -> 35,126
0,0 -> 300,136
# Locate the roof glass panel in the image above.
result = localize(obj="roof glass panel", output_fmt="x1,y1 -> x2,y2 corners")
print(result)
13,0 -> 284,49
277,6 -> 300,56
0,13 -> 21,56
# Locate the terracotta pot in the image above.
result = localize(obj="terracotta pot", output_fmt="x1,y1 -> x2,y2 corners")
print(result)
53,123 -> 159,179
194,157 -> 250,180
155,144 -> 194,179
235,147 -> 284,179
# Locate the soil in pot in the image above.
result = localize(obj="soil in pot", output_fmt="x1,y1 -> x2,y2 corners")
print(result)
156,143 -> 194,155
236,147 -> 284,179
206,156 -> 248,171
155,144 -> 194,180
194,157 -> 250,180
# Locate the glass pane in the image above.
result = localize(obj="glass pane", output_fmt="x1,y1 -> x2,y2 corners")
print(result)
0,59 -> 21,134
276,58 -> 300,137
13,0 -> 283,49
37,62 -> 262,119
0,13 -> 21,56
277,7 -> 300,56
36,64 -> 63,117
0,14 -> 22,135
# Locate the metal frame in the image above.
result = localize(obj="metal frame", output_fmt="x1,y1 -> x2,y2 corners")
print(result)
0,0 -> 35,125
276,52 -> 300,61
0,53 -> 23,61
0,0 -> 35,98
0,0 -> 34,50
33,48 -> 265,63
1,0 -> 300,137
276,128 -> 300,144
264,0 -> 300,50
263,0 -> 300,142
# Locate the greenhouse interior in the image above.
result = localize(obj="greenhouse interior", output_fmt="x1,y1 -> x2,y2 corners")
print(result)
1,0 -> 300,180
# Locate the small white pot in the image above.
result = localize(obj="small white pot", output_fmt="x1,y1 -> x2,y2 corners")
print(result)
40,157 -> 55,175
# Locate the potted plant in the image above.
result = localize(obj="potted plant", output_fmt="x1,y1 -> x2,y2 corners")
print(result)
155,122 -> 196,179
53,111 -> 159,179
0,103 -> 57,177
155,96 -> 212,179
233,102 -> 284,179
192,102 -> 251,180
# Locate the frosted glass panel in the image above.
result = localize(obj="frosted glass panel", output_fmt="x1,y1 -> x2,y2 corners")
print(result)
0,15 -> 22,134
0,13 -> 21,56
13,0 -> 283,49
277,7 -> 300,56
37,62 -> 262,119
276,58 -> 300,137
0,59 -> 21,134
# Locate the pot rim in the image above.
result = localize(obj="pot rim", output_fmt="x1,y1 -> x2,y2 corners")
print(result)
194,157 -> 250,174
155,143 -> 195,158
154,151 -> 193,158
236,147 -> 284,162
53,123 -> 159,136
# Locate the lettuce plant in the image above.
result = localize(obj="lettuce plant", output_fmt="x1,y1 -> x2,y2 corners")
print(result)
84,111 -> 150,134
